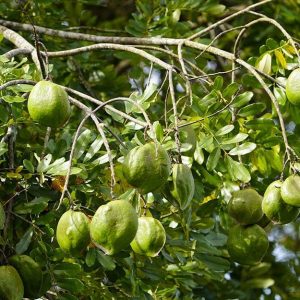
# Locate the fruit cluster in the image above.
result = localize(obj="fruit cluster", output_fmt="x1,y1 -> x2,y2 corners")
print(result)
55,142 -> 196,258
227,175 -> 300,265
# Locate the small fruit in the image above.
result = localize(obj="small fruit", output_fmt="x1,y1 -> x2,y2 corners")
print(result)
0,265 -> 24,300
0,202 -> 5,230
56,210 -> 90,256
8,255 -> 46,298
28,80 -> 71,127
228,188 -> 263,225
90,200 -> 138,255
163,164 -> 195,210
123,142 -> 171,194
131,217 -> 166,257
281,174 -> 300,207
227,224 -> 269,265
286,68 -> 300,105
262,180 -> 300,224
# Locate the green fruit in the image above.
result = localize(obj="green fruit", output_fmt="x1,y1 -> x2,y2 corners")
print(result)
262,180 -> 300,224
0,202 -> 5,230
281,175 -> 300,207
28,80 -> 71,128
131,217 -> 166,257
8,255 -> 45,298
56,210 -> 90,256
123,143 -> 171,194
0,265 -> 24,300
227,224 -> 269,265
228,188 -> 263,225
179,125 -> 196,156
90,200 -> 138,255
286,68 -> 300,105
163,164 -> 195,210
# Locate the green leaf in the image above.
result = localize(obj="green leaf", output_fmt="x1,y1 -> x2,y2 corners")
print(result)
231,92 -> 253,108
153,121 -> 164,142
221,133 -> 248,145
15,227 -> 33,254
23,159 -> 34,173
2,95 -> 26,103
206,147 -> 221,171
57,278 -> 84,293
74,129 -> 95,160
226,156 -> 251,183
237,103 -> 266,117
229,142 -> 256,156
54,262 -> 82,277
213,76 -> 223,90
245,119 -> 274,129
243,278 -> 275,289
85,248 -> 97,267
274,86 -> 287,105
222,82 -> 239,98
96,250 -> 116,271
8,84 -> 33,93
266,38 -> 278,50
194,144 -> 204,165
215,125 -> 234,136
14,196 -> 50,214
83,136 -> 103,162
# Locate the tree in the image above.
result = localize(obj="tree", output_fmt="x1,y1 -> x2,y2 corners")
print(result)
0,0 -> 300,299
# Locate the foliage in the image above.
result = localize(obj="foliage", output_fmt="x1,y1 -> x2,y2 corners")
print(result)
0,0 -> 300,299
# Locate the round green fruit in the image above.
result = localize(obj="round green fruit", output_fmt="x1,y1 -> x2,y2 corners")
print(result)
131,217 -> 166,257
227,224 -> 269,265
262,180 -> 300,224
56,210 -> 90,256
228,188 -> 263,225
286,68 -> 300,105
0,202 -> 5,230
123,142 -> 171,194
8,255 -> 47,298
281,175 -> 300,207
0,265 -> 24,300
90,200 -> 138,255
163,164 -> 195,210
28,80 -> 71,128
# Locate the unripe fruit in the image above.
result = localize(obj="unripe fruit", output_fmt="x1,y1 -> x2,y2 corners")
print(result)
228,188 -> 263,225
123,143 -> 171,194
0,265 -> 24,300
28,81 -> 71,128
262,180 -> 299,224
227,224 -> 269,265
56,210 -> 90,256
90,200 -> 138,255
131,217 -> 166,257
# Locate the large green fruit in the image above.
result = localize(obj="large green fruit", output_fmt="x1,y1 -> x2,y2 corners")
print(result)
163,164 -> 195,210
286,68 -> 300,105
281,175 -> 300,207
28,80 -> 71,127
90,200 -> 138,255
8,255 -> 48,298
0,265 -> 24,300
227,224 -> 269,265
228,188 -> 263,225
131,217 -> 166,257
123,142 -> 171,194
0,202 -> 5,230
56,210 -> 90,256
262,180 -> 300,224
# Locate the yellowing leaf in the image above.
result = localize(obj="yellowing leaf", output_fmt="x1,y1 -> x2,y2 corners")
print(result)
275,49 -> 287,69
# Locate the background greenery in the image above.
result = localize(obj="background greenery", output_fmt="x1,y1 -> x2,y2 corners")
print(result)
0,0 -> 300,299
